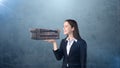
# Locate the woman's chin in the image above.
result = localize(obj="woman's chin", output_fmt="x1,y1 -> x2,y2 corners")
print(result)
64,32 -> 66,35
64,32 -> 68,35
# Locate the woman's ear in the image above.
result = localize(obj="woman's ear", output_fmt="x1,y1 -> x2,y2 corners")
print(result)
72,27 -> 75,31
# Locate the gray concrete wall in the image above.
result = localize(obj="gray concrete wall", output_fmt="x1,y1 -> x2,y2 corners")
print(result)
0,0 -> 120,68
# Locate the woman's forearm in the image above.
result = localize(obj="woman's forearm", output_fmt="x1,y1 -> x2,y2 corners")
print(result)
53,41 -> 58,51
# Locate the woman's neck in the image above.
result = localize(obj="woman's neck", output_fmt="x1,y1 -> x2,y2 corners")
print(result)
68,33 -> 74,40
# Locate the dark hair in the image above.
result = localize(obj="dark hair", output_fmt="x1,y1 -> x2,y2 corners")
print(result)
65,19 -> 81,40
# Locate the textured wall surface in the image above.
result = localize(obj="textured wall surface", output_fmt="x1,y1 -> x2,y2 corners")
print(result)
0,0 -> 120,68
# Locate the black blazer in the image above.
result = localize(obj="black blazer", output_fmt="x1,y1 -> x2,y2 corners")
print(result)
53,38 -> 87,68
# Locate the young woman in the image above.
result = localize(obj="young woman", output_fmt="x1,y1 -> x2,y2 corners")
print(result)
46,19 -> 87,68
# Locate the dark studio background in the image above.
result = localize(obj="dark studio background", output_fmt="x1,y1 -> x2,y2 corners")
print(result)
0,0 -> 120,68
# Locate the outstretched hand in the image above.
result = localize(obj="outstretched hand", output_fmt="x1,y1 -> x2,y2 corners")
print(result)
44,39 -> 56,44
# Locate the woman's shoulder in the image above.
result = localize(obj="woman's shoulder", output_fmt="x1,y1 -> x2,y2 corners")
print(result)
77,38 -> 87,46
60,38 -> 67,44
78,38 -> 86,42
61,37 -> 67,41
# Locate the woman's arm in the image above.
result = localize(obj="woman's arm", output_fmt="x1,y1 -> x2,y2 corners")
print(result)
44,39 -> 58,51
79,40 -> 87,68
44,39 -> 63,60
52,41 -> 58,51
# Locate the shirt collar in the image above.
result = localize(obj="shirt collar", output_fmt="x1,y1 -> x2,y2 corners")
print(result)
66,37 -> 77,42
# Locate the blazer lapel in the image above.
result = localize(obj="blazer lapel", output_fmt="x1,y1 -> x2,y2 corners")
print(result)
68,41 -> 76,56
64,40 -> 68,56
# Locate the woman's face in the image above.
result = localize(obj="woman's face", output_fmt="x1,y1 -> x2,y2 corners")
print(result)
63,21 -> 74,35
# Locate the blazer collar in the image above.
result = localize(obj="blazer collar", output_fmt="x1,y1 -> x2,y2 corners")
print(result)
66,37 -> 77,42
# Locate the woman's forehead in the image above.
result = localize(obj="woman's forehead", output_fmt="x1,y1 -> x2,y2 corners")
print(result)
64,21 -> 69,25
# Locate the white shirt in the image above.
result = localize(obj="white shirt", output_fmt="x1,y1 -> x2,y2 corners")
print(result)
66,38 -> 77,55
